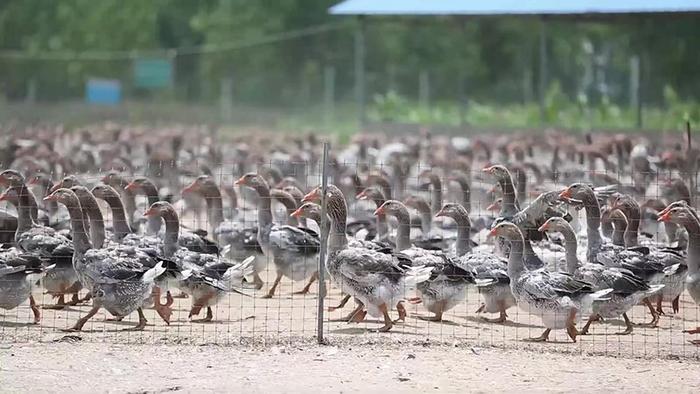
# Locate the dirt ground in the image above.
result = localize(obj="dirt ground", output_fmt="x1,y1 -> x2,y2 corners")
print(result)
1,340 -> 699,393
1,271 -> 700,392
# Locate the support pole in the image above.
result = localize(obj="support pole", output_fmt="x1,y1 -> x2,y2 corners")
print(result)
323,66 -> 336,127
538,18 -> 548,123
317,142 -> 330,344
354,16 -> 367,126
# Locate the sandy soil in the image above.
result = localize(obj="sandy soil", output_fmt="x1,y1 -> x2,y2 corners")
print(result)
1,256 -> 700,392
1,274 -> 699,360
1,340 -> 699,393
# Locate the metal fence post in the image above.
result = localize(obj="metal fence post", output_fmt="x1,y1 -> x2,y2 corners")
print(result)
317,142 -> 330,344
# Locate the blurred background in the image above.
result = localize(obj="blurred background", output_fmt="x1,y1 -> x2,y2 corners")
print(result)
0,0 -> 698,136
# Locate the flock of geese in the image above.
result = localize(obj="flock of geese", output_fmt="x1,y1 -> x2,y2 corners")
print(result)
0,125 -> 699,344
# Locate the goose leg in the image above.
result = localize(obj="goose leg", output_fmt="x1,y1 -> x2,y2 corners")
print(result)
155,291 -> 173,325
418,310 -> 443,322
655,296 -> 665,316
407,297 -> 422,305
123,308 -> 148,331
690,340 -> 700,346
43,294 -> 66,310
566,310 -> 579,343
636,298 -> 660,327
252,272 -> 264,291
64,282 -> 87,306
191,293 -> 215,322
293,271 -> 318,295
64,304 -> 101,332
29,295 -> 40,324
683,327 -> 700,334
475,304 -> 485,314
328,294 -> 351,312
394,301 -> 408,323
616,313 -> 634,335
344,302 -> 366,323
261,272 -> 283,299
672,296 -> 680,314
370,303 -> 393,333
481,300 -> 507,323
579,314 -> 601,335
524,328 -> 551,342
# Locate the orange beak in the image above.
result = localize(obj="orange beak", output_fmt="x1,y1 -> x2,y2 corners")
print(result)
486,202 -> 499,212
658,205 -> 672,217
100,174 -> 109,182
482,166 -> 493,174
43,193 -> 57,202
356,190 -> 367,200
435,208 -> 446,218
125,181 -> 138,191
182,181 -> 197,194
27,177 -> 39,185
302,188 -> 320,203
538,223 -> 548,232
559,188 -> 572,199
488,227 -> 498,237
0,192 -> 8,202
373,207 -> 385,216
657,212 -> 671,222
291,207 -> 303,218
233,176 -> 246,186
49,182 -> 63,193
143,207 -> 156,217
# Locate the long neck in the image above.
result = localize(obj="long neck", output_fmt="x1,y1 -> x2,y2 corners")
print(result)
104,195 -> 132,241
203,187 -> 224,233
20,185 -> 40,223
459,181 -> 471,210
498,176 -> 519,215
393,208 -> 412,251
622,206 -> 640,247
452,214 -> 472,257
65,203 -> 92,255
420,209 -> 432,235
506,235 -> 526,278
371,196 -> 388,238
255,184 -> 274,249
83,200 -> 106,249
611,218 -> 626,246
430,180 -> 442,216
557,225 -> 580,274
677,217 -> 700,273
121,189 -> 137,230
581,190 -> 603,262
327,198 -> 348,253
140,182 -> 161,235
14,190 -> 36,237
161,210 -> 180,258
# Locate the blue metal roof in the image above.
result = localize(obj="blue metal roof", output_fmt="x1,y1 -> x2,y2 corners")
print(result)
329,0 -> 700,15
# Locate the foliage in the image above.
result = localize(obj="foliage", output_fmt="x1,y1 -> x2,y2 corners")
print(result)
0,1 -> 699,131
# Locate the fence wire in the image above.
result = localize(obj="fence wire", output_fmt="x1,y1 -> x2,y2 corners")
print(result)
0,125 -> 698,360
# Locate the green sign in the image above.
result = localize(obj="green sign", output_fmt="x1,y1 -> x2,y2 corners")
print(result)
133,58 -> 173,88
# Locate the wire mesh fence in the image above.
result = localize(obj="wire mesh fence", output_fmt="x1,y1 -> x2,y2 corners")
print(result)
0,126 -> 699,360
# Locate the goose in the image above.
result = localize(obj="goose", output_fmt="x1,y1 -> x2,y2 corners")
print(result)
539,217 -> 663,335
235,173 -> 320,298
302,185 -> 432,332
489,222 -> 612,342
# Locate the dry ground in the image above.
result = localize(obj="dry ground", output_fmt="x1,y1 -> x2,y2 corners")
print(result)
1,265 -> 700,392
1,340 -> 699,393
1,276 -> 699,357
